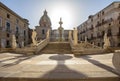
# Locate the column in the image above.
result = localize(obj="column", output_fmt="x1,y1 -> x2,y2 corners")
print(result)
12,34 -> 17,49
73,28 -> 78,45
69,30 -> 72,40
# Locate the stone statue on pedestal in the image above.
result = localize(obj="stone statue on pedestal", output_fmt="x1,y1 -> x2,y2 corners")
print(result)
46,29 -> 50,39
12,34 -> 17,49
32,29 -> 37,45
73,28 -> 78,45
103,32 -> 110,49
85,36 -> 87,43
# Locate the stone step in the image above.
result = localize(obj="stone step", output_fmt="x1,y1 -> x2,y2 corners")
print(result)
0,77 -> 119,81
40,42 -> 72,54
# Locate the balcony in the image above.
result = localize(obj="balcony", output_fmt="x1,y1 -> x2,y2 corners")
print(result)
89,26 -> 94,30
101,19 -> 113,25
96,23 -> 102,28
6,29 -> 12,33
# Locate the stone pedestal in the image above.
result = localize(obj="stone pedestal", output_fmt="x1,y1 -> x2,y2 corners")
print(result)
58,27 -> 64,42
112,50 -> 120,74
85,36 -> 87,43
73,28 -> 78,45
69,30 -> 72,40
103,32 -> 110,49
58,18 -> 64,42
46,29 -> 50,39
32,30 -> 37,45
12,34 -> 17,49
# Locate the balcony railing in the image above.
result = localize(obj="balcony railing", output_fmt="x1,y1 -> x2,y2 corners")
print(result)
89,26 -> 94,30
99,19 -> 113,26
6,29 -> 12,33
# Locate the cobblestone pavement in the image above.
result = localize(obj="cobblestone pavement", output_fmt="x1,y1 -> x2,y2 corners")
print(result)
0,53 -> 119,79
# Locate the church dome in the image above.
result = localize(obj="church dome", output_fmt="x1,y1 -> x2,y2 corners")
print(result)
39,10 -> 51,27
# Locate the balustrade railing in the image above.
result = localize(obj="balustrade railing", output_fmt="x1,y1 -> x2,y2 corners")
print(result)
35,38 -> 49,54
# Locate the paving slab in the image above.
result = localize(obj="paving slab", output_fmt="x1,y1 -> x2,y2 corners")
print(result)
0,53 -> 119,80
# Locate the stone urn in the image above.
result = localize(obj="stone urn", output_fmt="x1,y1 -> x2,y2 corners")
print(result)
112,50 -> 120,74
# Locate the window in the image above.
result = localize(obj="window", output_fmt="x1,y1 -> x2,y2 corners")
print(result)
97,14 -> 99,18
24,24 -> 26,27
102,11 -> 104,15
107,29 -> 112,36
97,32 -> 100,38
7,14 -> 10,19
98,43 -> 100,46
6,22 -> 10,32
42,29 -> 45,34
16,26 -> 19,33
24,30 -> 26,36
91,18 -> 93,22
91,34 -> 93,39
16,19 -> 19,24
102,19 -> 104,23
6,33 -> 10,37
16,36 -> 18,39
6,40 -> 10,48
102,31 -> 105,37
43,23 -> 47,27
110,18 -> 113,21
0,17 -> 2,27
109,23 -> 111,26
97,21 -> 99,24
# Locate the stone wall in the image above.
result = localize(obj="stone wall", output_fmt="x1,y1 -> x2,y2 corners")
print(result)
112,50 -> 120,74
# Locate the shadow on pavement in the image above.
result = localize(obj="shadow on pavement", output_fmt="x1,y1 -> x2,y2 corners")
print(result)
41,54 -> 87,79
1,54 -> 37,67
81,55 -> 120,76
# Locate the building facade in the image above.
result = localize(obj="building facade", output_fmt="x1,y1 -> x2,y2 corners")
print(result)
36,10 -> 70,42
35,10 -> 52,40
77,1 -> 120,47
0,2 -> 29,48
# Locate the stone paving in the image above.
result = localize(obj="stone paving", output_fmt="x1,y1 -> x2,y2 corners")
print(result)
0,53 -> 119,80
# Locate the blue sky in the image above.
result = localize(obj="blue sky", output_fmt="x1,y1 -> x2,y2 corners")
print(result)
0,0 -> 118,29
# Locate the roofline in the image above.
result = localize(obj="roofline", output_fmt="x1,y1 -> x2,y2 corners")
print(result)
77,1 -> 120,28
0,2 -> 29,24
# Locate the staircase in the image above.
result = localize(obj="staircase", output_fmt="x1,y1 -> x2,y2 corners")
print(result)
40,42 -> 72,54
14,44 -> 37,55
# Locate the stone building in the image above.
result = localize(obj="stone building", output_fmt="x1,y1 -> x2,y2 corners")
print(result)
77,1 -> 120,47
35,10 -> 52,40
36,10 -> 70,42
0,2 -> 29,48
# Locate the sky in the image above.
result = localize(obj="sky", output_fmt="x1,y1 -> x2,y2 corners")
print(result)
0,0 -> 119,29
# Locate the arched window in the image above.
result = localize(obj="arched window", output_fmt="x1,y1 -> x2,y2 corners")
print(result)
107,29 -> 112,36
6,22 -> 10,32
42,29 -> 45,34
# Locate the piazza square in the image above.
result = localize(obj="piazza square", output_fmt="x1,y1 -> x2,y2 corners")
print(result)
0,1 -> 120,81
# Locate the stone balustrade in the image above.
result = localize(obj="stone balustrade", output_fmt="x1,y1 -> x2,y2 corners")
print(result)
112,50 -> 120,74
68,28 -> 104,55
35,38 -> 49,54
